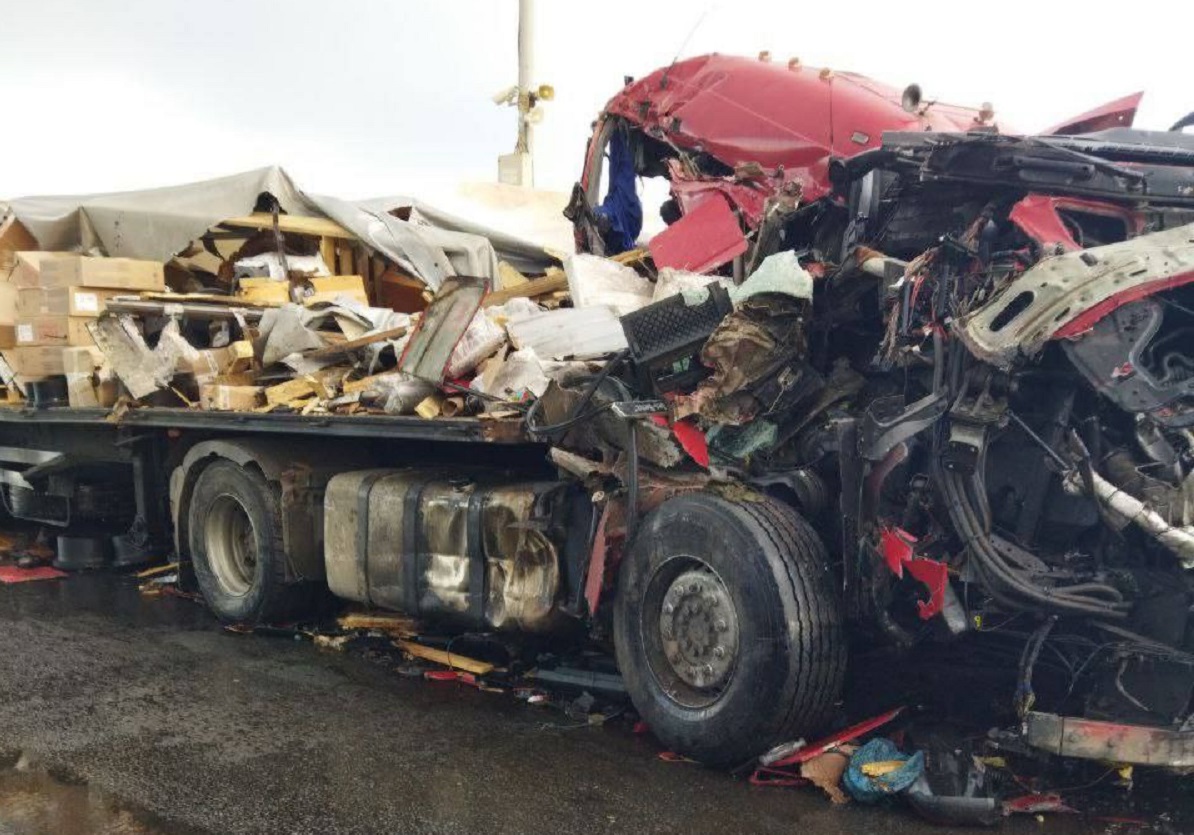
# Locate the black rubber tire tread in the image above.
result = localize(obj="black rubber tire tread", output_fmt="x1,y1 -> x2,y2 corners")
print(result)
187,460 -> 314,624
613,492 -> 846,767
739,497 -> 847,738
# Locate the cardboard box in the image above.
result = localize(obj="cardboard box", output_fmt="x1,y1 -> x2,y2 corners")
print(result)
0,217 -> 38,278
62,346 -> 101,374
17,286 -> 125,318
38,255 -> 165,292
200,382 -> 264,411
185,341 -> 255,380
15,316 -> 97,347
66,373 -> 100,408
2,346 -> 75,378
10,252 -> 76,288
0,283 -> 16,326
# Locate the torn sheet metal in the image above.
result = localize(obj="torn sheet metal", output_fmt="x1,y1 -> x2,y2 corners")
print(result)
594,55 -> 986,206
957,221 -> 1194,368
1041,91 -> 1143,136
1025,711 -> 1194,767
399,275 -> 488,383
648,194 -> 747,274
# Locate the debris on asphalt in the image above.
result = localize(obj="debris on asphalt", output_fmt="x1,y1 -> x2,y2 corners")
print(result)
843,738 -> 925,803
0,565 -> 65,584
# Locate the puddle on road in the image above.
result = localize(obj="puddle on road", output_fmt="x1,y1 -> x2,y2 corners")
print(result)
0,753 -> 200,835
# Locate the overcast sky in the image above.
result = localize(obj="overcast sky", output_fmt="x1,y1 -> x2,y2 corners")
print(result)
1,0 -> 1190,202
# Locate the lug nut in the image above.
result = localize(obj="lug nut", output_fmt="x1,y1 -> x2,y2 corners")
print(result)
713,646 -> 726,658
663,603 -> 675,615
715,619 -> 728,632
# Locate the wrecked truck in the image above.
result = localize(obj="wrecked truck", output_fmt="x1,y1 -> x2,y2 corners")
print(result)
558,55 -> 1194,768
2,57 -> 1194,774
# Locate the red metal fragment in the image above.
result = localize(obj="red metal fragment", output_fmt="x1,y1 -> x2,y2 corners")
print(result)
1008,195 -> 1082,252
1041,91 -> 1143,135
0,565 -> 67,584
878,526 -> 948,620
650,415 -> 709,468
648,194 -> 747,274
767,706 -> 904,768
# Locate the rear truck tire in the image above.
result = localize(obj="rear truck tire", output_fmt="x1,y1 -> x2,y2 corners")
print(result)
613,492 -> 846,767
187,460 -> 312,624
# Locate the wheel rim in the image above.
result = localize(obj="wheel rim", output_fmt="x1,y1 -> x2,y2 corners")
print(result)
642,557 -> 740,708
204,494 -> 258,597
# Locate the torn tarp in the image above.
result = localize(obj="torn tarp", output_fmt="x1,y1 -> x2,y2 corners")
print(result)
5,166 -> 554,290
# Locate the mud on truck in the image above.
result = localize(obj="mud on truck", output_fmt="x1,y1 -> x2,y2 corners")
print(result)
3,54 -> 1194,770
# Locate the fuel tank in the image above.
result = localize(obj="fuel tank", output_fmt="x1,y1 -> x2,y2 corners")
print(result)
323,470 -> 577,631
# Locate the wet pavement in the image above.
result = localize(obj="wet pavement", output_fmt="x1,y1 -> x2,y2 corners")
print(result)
0,572 -> 1182,835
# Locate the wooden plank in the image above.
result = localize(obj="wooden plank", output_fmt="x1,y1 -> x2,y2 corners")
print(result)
319,236 -> 336,270
221,213 -> 355,240
303,325 -> 408,359
264,377 -> 318,406
393,639 -> 494,675
342,371 -> 403,395
141,291 -> 275,308
236,278 -> 289,305
338,612 -> 418,636
482,269 -> 568,307
303,275 -> 368,307
336,242 -> 355,276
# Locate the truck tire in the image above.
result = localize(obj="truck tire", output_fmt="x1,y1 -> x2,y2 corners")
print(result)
613,493 -> 846,767
187,460 -> 311,624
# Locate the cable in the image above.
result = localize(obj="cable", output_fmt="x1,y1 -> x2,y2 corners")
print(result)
524,350 -> 630,438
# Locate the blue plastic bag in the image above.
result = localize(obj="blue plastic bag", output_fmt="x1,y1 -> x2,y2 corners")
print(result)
843,738 -> 926,803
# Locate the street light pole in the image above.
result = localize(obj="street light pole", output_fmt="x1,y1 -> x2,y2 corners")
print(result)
498,0 -> 543,187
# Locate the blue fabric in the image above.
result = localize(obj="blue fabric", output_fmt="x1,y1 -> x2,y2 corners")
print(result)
843,738 -> 925,803
594,130 -> 642,255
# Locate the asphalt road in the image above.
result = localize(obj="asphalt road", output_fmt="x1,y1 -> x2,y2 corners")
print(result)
0,574 -> 1164,835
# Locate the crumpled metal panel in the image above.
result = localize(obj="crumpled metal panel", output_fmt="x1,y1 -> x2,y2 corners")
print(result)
957,221 -> 1194,368
598,54 -> 985,203
1025,711 -> 1194,767
1041,91 -> 1143,136
324,469 -> 565,631
398,275 -> 488,383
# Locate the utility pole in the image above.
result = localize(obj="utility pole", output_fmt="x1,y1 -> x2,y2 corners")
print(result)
496,0 -> 551,187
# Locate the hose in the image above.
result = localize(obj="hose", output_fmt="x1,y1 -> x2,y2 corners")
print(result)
524,349 -> 630,438
940,468 -> 1128,620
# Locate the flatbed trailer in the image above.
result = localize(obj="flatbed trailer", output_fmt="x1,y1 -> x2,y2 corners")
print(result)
0,399 -> 846,769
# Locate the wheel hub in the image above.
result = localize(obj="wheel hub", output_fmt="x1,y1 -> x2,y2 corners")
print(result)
658,568 -> 739,690
205,494 -> 258,597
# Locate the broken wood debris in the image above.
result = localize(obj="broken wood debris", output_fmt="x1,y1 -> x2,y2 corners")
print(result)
393,639 -> 495,675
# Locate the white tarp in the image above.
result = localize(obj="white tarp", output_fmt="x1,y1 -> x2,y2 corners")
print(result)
3,166 -> 555,289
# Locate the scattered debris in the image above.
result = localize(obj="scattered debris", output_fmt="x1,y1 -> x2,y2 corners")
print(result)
0,565 -> 66,584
